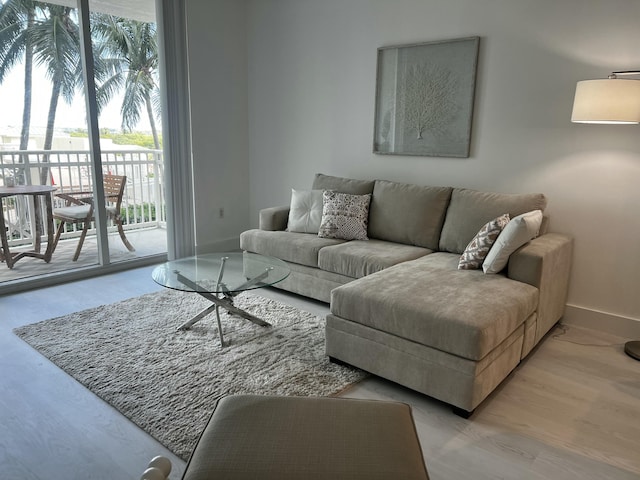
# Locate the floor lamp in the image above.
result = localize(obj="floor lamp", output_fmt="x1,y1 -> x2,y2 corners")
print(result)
571,70 -> 640,361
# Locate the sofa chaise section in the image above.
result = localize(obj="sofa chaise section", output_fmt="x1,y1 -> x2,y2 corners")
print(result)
326,253 -> 538,413
329,253 -> 539,362
327,233 -> 573,414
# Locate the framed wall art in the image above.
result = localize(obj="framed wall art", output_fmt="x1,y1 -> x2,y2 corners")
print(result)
373,36 -> 480,158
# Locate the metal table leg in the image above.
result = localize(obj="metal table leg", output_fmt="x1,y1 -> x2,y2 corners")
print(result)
175,267 -> 272,348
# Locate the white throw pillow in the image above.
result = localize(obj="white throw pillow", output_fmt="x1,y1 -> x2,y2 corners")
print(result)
287,189 -> 324,233
482,210 -> 543,274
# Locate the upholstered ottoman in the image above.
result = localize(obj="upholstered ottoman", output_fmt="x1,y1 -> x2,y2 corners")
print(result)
181,394 -> 429,480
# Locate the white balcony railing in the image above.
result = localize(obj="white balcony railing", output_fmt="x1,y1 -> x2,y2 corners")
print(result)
0,149 -> 165,248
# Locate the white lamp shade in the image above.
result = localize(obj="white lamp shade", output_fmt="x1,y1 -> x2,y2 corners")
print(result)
571,79 -> 640,124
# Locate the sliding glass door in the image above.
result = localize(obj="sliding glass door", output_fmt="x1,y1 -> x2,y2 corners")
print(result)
0,0 -> 168,288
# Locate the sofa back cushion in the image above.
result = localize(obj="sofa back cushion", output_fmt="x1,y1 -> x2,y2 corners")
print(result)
312,173 -> 375,195
368,180 -> 452,250
439,188 -> 547,254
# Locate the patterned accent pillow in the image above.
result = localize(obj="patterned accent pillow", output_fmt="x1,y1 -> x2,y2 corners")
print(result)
458,214 -> 510,270
318,190 -> 371,240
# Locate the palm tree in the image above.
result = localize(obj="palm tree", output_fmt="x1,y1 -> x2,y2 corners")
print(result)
92,14 -> 160,149
29,4 -> 81,184
0,0 -> 36,161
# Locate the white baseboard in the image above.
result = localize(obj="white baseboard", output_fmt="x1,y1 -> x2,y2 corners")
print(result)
562,304 -> 640,339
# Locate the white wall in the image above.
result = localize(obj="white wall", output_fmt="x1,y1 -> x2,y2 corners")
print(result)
186,0 -> 640,329
185,0 -> 249,252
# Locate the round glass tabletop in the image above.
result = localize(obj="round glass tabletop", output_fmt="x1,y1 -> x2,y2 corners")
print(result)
152,252 -> 290,294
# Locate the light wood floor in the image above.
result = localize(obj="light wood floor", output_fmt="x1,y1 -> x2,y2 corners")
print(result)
1,266 -> 638,480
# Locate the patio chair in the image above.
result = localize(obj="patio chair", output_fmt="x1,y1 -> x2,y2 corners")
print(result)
51,174 -> 135,261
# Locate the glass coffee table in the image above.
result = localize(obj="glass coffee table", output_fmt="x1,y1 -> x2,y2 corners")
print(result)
152,252 -> 290,347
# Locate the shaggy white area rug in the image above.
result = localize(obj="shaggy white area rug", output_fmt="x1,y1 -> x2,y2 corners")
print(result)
14,290 -> 366,459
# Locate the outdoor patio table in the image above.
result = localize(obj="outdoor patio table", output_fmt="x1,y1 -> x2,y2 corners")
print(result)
0,185 -> 56,269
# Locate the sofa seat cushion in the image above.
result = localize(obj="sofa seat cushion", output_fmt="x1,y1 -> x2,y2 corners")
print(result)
318,240 -> 432,279
368,180 -> 452,250
330,252 -> 538,361
240,229 -> 345,268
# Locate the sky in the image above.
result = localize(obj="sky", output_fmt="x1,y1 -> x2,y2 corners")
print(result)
0,60 -> 153,134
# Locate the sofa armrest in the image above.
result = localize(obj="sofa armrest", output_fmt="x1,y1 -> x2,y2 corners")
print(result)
508,233 -> 573,344
259,205 -> 290,231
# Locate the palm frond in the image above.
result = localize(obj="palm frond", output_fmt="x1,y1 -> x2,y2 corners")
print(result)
29,4 -> 81,104
90,13 -> 159,132
0,0 -> 32,80
151,87 -> 161,120
95,73 -> 123,112
2,3 -> 160,135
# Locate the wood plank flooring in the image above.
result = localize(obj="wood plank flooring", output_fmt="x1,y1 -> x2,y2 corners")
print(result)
1,266 -> 638,480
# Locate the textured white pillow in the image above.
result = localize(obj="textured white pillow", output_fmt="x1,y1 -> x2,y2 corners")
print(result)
287,189 -> 324,233
482,210 -> 543,274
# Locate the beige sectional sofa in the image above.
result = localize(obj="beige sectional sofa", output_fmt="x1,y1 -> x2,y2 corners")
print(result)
240,174 -> 573,415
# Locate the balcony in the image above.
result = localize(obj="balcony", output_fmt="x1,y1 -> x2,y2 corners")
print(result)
0,149 -> 167,283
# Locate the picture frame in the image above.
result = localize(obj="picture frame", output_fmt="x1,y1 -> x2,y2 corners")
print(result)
373,36 -> 480,158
